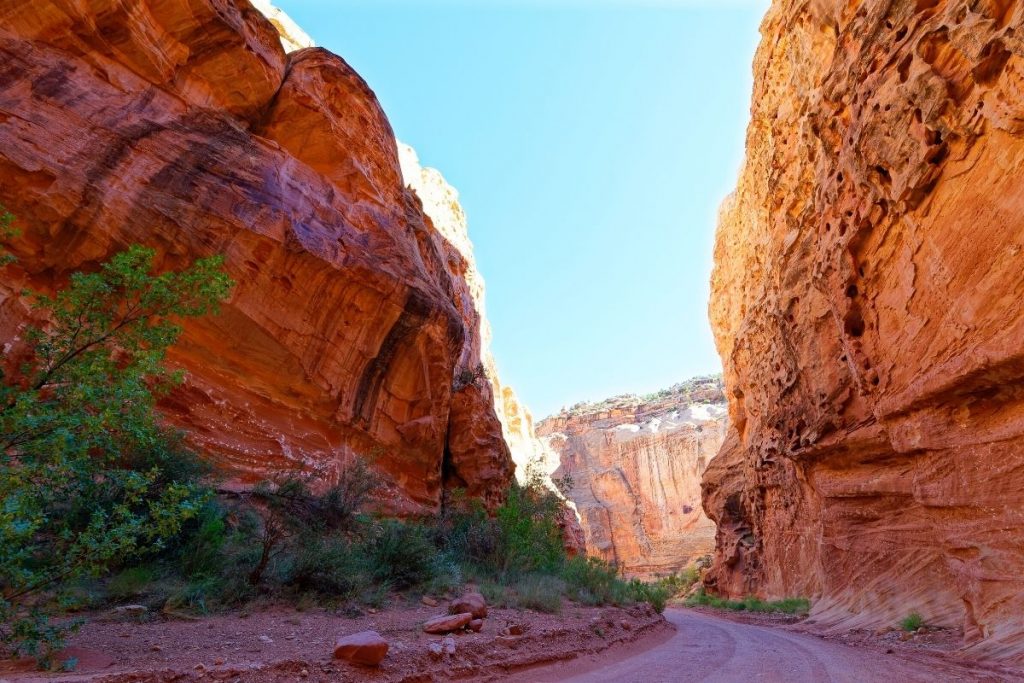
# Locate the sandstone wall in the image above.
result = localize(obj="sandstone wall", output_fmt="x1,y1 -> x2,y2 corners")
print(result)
0,0 -> 513,512
540,379 -> 727,577
705,0 -> 1024,663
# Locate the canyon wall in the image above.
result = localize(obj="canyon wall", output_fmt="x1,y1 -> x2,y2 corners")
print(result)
540,378 -> 727,577
705,0 -> 1024,663
0,0 -> 513,513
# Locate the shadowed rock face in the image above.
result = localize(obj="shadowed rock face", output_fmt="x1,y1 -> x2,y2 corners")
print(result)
705,0 -> 1024,663
0,0 -> 512,513
539,380 -> 727,577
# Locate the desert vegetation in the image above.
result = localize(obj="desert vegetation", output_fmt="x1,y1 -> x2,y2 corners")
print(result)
684,588 -> 810,615
0,220 -> 668,668
901,612 -> 924,632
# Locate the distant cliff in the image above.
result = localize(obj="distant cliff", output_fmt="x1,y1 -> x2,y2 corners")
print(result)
538,377 -> 727,577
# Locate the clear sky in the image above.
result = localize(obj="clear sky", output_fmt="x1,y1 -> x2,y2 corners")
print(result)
275,0 -> 768,418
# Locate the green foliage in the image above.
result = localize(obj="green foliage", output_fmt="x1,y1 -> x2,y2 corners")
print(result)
901,612 -> 924,632
363,520 -> 437,590
106,566 -> 157,600
0,204 -> 16,266
491,470 -> 566,576
0,244 -> 232,664
513,574 -> 565,613
684,588 -> 810,615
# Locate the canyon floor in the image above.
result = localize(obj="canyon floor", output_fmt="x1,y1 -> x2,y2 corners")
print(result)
0,601 -> 668,682
522,608 -> 1024,683
4,603 -> 1022,682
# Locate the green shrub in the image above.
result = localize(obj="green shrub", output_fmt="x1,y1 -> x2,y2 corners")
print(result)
514,574 -> 565,613
106,566 -> 157,600
363,520 -> 437,590
0,244 -> 231,664
901,612 -> 924,632
626,579 -> 671,613
478,580 -> 513,608
287,536 -> 363,597
684,588 -> 809,615
492,478 -> 565,577
562,556 -> 621,604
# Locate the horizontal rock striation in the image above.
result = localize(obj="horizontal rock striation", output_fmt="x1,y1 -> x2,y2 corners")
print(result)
705,0 -> 1024,663
539,378 -> 727,577
0,0 -> 512,512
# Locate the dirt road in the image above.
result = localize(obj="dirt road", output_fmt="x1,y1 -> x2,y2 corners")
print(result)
519,608 -> 1017,683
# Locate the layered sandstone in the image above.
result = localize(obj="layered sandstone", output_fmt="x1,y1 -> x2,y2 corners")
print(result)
539,377 -> 727,577
0,0 -> 512,512
706,0 -> 1024,663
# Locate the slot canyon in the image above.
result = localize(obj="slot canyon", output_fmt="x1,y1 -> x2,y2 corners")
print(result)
1,0 -> 1023,679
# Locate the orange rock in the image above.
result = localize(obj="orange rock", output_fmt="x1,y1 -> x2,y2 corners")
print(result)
423,613 -> 473,634
0,0 -> 512,513
449,592 -> 487,619
538,379 -> 728,577
705,0 -> 1024,665
333,631 -> 388,666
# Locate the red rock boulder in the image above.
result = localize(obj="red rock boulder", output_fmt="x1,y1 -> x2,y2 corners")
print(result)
333,631 -> 388,666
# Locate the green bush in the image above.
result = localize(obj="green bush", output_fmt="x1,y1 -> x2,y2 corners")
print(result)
106,566 -> 157,600
492,476 -> 566,577
562,556 -> 622,605
363,520 -> 437,590
0,244 -> 231,664
901,612 -> 924,632
287,536 -> 364,597
684,588 -> 810,615
514,574 -> 565,613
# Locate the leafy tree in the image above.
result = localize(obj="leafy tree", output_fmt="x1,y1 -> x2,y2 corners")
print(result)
0,243 -> 232,664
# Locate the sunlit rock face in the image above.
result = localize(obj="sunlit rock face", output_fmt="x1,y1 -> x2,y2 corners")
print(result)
705,0 -> 1024,663
0,0 -> 512,512
539,378 -> 728,577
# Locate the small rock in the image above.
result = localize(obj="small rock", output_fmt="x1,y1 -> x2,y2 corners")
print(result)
441,636 -> 456,656
449,591 -> 487,619
258,635 -> 273,644
421,596 -> 439,607
469,619 -> 484,632
620,620 -> 632,631
495,634 -> 521,648
428,641 -> 444,659
150,645 -> 162,652
333,631 -> 389,667
367,608 -> 378,614
505,623 -> 524,636
916,627 -> 927,634
213,658 -> 224,666
300,670 -> 309,678
900,631 -> 913,642
423,612 -> 473,634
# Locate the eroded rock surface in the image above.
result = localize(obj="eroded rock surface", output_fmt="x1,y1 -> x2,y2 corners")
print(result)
539,378 -> 727,577
0,0 -> 512,512
705,0 -> 1024,663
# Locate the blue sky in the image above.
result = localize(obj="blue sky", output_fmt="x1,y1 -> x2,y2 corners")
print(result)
276,0 -> 768,418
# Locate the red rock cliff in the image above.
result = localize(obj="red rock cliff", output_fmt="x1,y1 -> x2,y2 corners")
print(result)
539,378 -> 727,577
0,0 -> 513,512
705,0 -> 1024,663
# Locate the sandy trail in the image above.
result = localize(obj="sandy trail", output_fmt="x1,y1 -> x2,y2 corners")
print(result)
518,608 -> 1017,683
